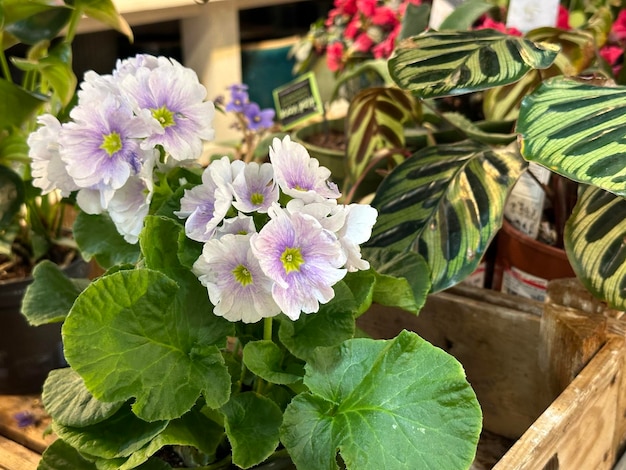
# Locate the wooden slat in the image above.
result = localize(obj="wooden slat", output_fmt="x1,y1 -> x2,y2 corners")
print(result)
0,435 -> 40,470
0,395 -> 55,454
494,336 -> 625,469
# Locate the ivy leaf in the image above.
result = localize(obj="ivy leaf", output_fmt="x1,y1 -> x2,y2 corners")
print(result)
281,331 -> 482,470
42,368 -> 125,427
53,405 -> 168,459
279,281 -> 357,361
63,269 -> 231,421
21,260 -> 89,325
243,340 -> 304,385
221,392 -> 283,469
73,211 -> 140,269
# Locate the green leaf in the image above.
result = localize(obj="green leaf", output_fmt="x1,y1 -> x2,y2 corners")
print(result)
564,186 -> 626,310
73,211 -> 140,269
279,281 -> 357,361
243,340 -> 304,385
363,248 -> 431,313
4,6 -> 71,44
0,164 -> 24,227
346,87 -> 418,185
107,409 -> 225,470
53,405 -> 168,459
42,368 -> 125,427
0,78 -> 47,130
63,269 -> 231,421
342,269 -> 376,316
368,141 -> 527,292
12,42 -> 77,106
398,3 -> 431,40
518,78 -> 626,197
281,331 -> 482,470
38,439 -> 98,470
21,260 -> 89,325
438,0 -> 494,30
389,30 -> 559,99
441,112 -> 516,145
221,392 -> 282,469
75,0 -> 133,40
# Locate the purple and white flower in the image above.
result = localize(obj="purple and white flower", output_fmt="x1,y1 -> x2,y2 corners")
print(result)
215,214 -> 257,238
269,135 -> 341,203
250,204 -> 347,320
231,161 -> 279,213
193,234 -> 280,323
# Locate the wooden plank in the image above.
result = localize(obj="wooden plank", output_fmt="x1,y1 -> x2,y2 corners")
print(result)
0,395 -> 55,454
494,337 -> 625,469
0,435 -> 40,470
358,288 -> 554,439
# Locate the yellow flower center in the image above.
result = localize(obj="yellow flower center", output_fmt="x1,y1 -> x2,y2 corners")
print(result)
232,264 -> 253,286
152,106 -> 176,128
280,247 -> 304,274
250,192 -> 264,205
100,132 -> 123,156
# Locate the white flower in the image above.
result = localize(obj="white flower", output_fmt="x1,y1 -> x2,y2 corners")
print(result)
231,161 -> 279,213
269,135 -> 341,203
250,204 -> 347,320
28,114 -> 78,196
193,234 -> 280,323
216,214 -> 257,238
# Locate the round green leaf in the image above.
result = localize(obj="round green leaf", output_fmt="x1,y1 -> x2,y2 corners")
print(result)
243,340 -> 304,385
42,368 -> 125,427
221,392 -> 283,469
38,439 -> 98,470
281,331 -> 482,470
63,269 -> 231,421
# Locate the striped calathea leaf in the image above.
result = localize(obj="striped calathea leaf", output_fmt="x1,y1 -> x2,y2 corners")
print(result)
517,77 -> 626,197
518,77 -> 626,309
564,187 -> 626,310
345,87 -> 419,188
366,141 -> 527,293
388,29 -> 559,99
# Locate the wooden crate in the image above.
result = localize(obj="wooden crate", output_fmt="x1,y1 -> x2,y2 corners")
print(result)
358,280 -> 626,469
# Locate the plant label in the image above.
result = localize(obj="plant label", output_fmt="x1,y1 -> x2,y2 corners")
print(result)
273,73 -> 324,129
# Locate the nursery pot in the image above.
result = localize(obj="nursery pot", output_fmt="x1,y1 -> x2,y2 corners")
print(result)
0,257 -> 89,394
491,219 -> 575,302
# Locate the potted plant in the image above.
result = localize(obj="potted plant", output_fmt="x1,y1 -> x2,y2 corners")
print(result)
21,54 -> 483,469
0,0 -> 131,393
340,0 -> 626,309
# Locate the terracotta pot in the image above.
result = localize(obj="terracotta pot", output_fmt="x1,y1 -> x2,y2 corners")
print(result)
491,219 -> 575,302
0,257 -> 89,394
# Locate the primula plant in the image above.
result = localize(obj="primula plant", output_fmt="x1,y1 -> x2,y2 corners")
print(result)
22,55 -> 482,470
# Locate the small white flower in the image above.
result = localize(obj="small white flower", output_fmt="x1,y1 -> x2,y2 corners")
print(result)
231,161 -> 279,213
269,135 -> 341,203
216,214 -> 257,238
193,234 -> 280,323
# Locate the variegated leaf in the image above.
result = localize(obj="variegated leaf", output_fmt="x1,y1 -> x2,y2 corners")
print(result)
564,186 -> 626,310
367,141 -> 527,292
518,78 -> 626,197
346,87 -> 418,186
389,30 -> 559,99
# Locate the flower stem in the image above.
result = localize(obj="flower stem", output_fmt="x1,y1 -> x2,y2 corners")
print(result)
264,317 -> 273,341
0,49 -> 12,82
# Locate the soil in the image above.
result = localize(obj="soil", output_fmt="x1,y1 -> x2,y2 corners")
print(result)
0,244 -> 77,282
305,130 -> 347,151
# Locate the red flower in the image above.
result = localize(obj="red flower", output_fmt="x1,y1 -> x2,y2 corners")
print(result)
353,32 -> 375,53
556,5 -> 570,30
372,6 -> 399,28
356,0 -> 378,17
326,42 -> 345,72
476,18 -> 523,37
373,30 -> 399,58
344,17 -> 361,39
612,9 -> 626,41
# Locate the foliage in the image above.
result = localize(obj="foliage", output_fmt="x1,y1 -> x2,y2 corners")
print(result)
21,56 -> 482,469
0,0 -> 131,281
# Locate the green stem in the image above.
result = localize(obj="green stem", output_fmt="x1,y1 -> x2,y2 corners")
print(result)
264,317 -> 273,341
64,6 -> 83,44
0,49 -> 12,82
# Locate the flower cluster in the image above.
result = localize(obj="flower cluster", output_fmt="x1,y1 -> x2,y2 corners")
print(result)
218,84 -> 276,161
177,135 -> 377,323
28,54 -> 215,244
294,0 -> 422,74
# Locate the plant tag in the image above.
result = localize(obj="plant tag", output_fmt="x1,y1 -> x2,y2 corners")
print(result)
501,266 -> 548,301
273,72 -> 324,130
506,0 -> 560,32
429,0 -> 466,29
504,162 -> 551,239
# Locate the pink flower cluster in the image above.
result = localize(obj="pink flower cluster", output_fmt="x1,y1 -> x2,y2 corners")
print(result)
323,0 -> 422,72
